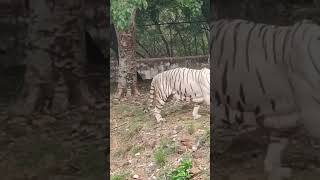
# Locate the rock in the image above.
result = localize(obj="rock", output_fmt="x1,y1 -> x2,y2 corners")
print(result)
135,152 -> 140,156
192,146 -> 198,152
133,174 -> 139,179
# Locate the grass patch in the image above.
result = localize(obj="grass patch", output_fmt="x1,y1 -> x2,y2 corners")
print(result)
113,103 -> 146,141
111,171 -> 130,180
114,147 -> 127,158
125,121 -> 143,140
199,128 -> 210,146
154,148 -> 167,167
186,123 -> 195,135
130,145 -> 144,155
159,138 -> 177,154
154,138 -> 178,167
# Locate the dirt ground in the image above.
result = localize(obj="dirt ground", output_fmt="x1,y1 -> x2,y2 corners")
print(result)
110,82 -> 210,180
213,117 -> 320,180
110,81 -> 320,180
0,68 -> 106,180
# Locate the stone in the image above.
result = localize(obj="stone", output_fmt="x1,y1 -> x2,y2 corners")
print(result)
133,174 -> 139,179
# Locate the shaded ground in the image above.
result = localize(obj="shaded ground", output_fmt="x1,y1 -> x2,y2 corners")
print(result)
0,67 -> 107,180
213,118 -> 320,180
110,82 -> 210,180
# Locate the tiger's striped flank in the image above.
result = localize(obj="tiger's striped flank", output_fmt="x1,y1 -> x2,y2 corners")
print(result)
211,19 -> 320,180
144,67 -> 210,123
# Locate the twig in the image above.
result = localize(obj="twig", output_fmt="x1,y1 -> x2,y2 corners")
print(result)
112,122 -> 128,131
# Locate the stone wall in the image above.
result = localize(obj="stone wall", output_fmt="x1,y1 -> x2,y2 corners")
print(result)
110,55 -> 209,82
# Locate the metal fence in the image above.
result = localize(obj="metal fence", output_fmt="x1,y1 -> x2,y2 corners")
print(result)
135,20 -> 209,58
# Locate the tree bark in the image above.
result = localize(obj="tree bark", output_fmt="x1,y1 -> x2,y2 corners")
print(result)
115,9 -> 140,99
10,0 -> 95,115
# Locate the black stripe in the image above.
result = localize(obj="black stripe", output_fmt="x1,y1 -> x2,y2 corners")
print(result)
312,96 -> 320,105
217,22 -> 233,66
225,104 -> 230,120
307,37 -> 320,75
302,24 -> 311,40
226,95 -> 230,104
272,27 -> 278,64
246,23 -> 256,71
237,101 -> 244,112
210,21 -> 225,55
257,24 -> 267,37
290,22 -> 303,48
235,113 -> 244,124
256,69 -> 266,95
261,26 -> 269,63
281,29 -> 291,65
215,92 -> 221,105
254,106 -> 261,115
222,61 -> 229,95
232,21 -> 243,69
270,99 -> 276,111
239,83 -> 246,104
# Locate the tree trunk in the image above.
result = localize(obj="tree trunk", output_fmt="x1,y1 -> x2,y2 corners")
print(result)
9,0 -> 95,115
115,9 -> 140,99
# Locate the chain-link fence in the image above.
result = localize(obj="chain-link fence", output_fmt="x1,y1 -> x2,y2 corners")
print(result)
136,20 -> 209,58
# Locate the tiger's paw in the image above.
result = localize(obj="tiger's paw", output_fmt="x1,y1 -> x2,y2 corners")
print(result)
193,114 -> 202,120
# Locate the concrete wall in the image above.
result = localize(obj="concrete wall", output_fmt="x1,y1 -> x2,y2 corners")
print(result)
110,55 -> 209,82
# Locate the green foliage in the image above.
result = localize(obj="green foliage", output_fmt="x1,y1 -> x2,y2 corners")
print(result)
168,159 -> 193,180
111,0 -> 148,31
111,0 -> 204,31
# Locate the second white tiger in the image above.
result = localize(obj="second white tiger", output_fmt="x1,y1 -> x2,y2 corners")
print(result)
145,67 -> 210,123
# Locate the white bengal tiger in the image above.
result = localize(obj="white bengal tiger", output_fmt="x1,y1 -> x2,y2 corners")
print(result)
211,19 -> 320,180
144,67 -> 210,123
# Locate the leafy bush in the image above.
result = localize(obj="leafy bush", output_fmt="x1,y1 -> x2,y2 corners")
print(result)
168,159 -> 192,180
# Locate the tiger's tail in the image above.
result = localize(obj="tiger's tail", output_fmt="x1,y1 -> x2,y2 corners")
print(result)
143,79 -> 156,113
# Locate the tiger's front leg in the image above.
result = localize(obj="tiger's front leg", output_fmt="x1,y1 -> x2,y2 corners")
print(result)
262,112 -> 300,180
192,97 -> 204,120
265,137 -> 291,180
153,98 -> 167,123
192,104 -> 202,120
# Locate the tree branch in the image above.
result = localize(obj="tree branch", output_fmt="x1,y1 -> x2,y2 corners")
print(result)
136,40 -> 151,57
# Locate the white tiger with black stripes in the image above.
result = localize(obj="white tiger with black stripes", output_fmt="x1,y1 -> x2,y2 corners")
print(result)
144,67 -> 210,123
211,19 -> 320,180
